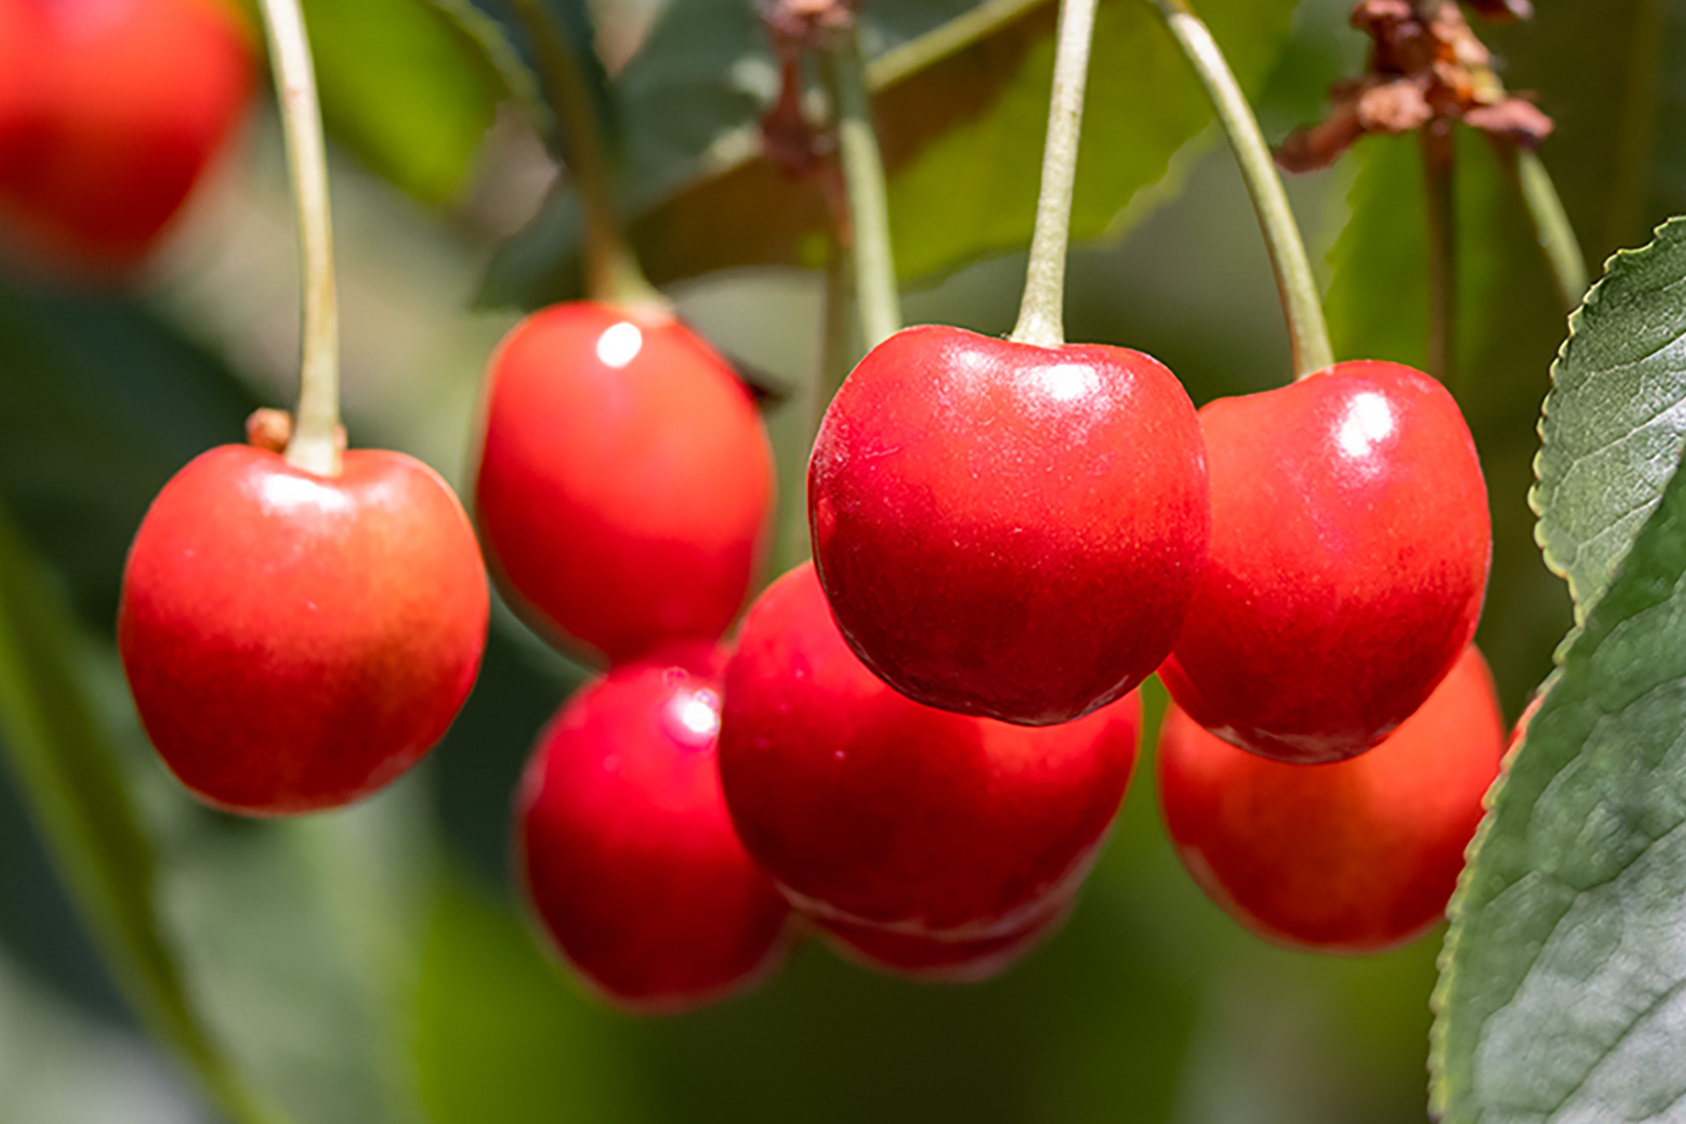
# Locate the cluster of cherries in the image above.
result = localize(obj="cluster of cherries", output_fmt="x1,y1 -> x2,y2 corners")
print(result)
490,300 -> 1504,1011
47,0 -> 1507,1016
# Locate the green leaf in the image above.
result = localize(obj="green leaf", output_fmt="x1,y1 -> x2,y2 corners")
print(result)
0,281 -> 259,633
479,0 -> 1300,308
301,0 -> 505,204
1430,395 -> 1686,1123
414,870 -> 653,1124
0,502 -> 291,1124
1534,217 -> 1686,625
1323,129 -> 1515,378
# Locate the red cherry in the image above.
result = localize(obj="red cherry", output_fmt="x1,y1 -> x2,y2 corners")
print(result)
474,301 -> 775,666
809,324 -> 1210,725
1157,645 -> 1505,953
717,563 -> 1141,941
0,0 -> 254,277
815,898 -> 1069,983
515,644 -> 791,1013
118,444 -> 489,815
1159,360 -> 1491,763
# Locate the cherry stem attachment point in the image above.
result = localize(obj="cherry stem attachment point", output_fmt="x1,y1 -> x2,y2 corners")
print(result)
1422,119 -> 1457,384
820,18 -> 901,352
259,0 -> 341,476
512,0 -> 666,315
1153,0 -> 1333,380
1009,0 -> 1099,349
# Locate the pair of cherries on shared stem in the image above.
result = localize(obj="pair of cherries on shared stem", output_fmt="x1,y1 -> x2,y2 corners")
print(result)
810,323 -> 1491,767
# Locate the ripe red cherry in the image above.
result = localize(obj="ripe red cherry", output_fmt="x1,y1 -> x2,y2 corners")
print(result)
474,301 -> 775,666
815,898 -> 1068,983
118,443 -> 489,815
808,324 -> 1209,726
717,562 -> 1141,941
1157,644 -> 1504,953
0,0 -> 254,277
515,644 -> 791,1013
1158,360 -> 1491,763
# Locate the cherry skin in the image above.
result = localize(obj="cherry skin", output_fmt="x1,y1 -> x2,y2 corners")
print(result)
717,562 -> 1141,941
0,0 -> 254,278
118,443 -> 489,815
808,324 -> 1210,726
515,644 -> 791,1013
1157,644 -> 1505,953
1158,360 -> 1491,763
474,301 -> 775,666
815,896 -> 1069,983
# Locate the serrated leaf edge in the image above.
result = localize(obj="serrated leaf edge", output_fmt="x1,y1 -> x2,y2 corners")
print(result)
1529,215 -> 1686,625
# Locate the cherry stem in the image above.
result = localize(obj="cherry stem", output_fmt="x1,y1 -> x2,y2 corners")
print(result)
1422,119 -> 1457,384
776,238 -> 854,572
1008,0 -> 1098,349
818,234 -> 858,431
259,0 -> 341,476
1497,143 -> 1588,311
512,0 -> 666,314
819,17 -> 901,351
1152,0 -> 1333,379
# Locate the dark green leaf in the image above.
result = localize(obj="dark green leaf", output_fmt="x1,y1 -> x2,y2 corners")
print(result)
414,871 -> 653,1124
480,0 -> 1300,307
0,281 -> 259,633
1430,394 -> 1686,1123
302,0 -> 505,204
0,502 -> 290,1124
1534,217 -> 1686,625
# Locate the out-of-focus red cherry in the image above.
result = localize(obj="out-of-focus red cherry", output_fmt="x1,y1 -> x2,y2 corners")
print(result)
119,442 -> 489,815
474,301 -> 775,667
718,563 -> 1140,941
515,644 -> 791,1013
1157,645 -> 1505,953
0,0 -> 255,278
808,324 -> 1210,726
1160,360 -> 1491,764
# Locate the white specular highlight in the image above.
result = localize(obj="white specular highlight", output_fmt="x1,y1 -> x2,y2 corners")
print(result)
596,322 -> 644,369
672,689 -> 721,741
1038,363 -> 1099,403
1337,391 -> 1395,459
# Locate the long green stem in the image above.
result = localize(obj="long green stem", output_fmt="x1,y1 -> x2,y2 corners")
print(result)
1153,0 -> 1333,378
1422,118 -> 1457,384
512,0 -> 665,313
821,21 -> 901,351
775,239 -> 854,573
1511,147 -> 1588,311
1009,0 -> 1099,348
261,0 -> 340,476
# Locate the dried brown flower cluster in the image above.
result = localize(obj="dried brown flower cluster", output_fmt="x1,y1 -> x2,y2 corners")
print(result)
1276,0 -> 1552,173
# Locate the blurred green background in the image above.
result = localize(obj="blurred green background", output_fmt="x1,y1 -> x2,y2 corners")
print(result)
1,0 -> 1683,1120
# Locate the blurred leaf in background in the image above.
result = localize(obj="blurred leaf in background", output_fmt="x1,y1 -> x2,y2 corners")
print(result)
478,0 -> 1301,306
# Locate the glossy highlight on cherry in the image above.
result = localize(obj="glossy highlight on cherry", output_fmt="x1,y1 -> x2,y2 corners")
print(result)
1159,360 -> 1491,763
717,562 -> 1141,942
474,300 -> 775,667
808,324 -> 1210,726
516,643 -> 791,1013
118,443 -> 489,815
